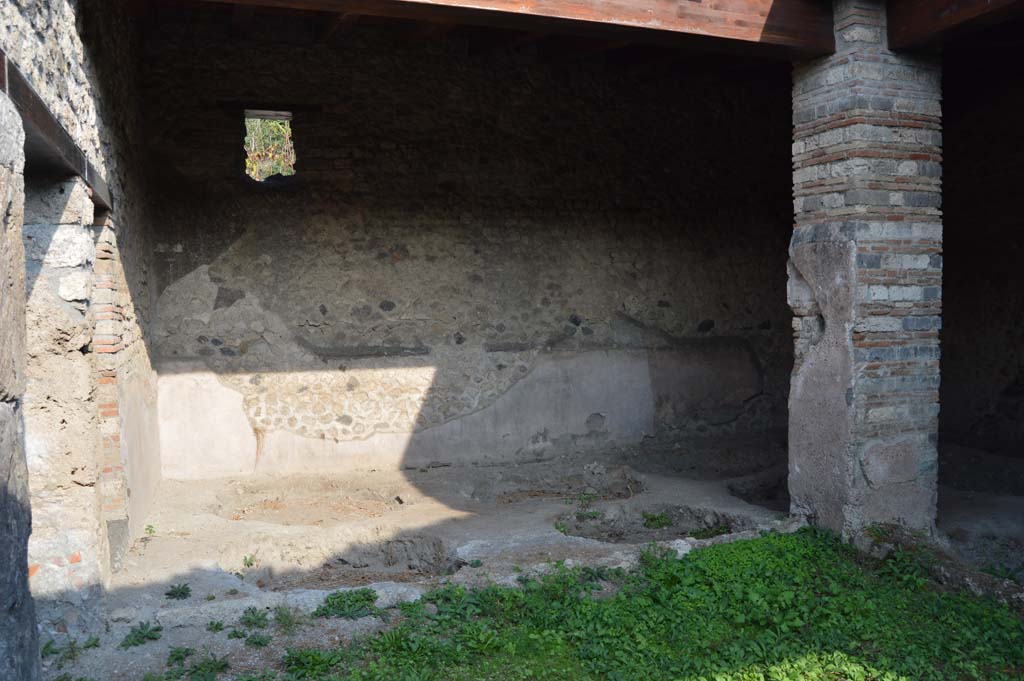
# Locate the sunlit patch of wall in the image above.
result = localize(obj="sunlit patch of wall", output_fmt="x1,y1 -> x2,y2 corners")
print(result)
143,11 -> 795,478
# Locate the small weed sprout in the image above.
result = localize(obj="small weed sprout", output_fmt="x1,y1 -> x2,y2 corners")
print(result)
239,606 -> 269,629
642,512 -> 672,530
243,554 -> 256,568
164,583 -> 191,600
144,524 -> 156,536
206,620 -> 225,633
313,588 -> 383,619
245,632 -> 272,648
273,605 -> 300,635
120,622 -> 162,649
689,524 -> 731,539
82,635 -> 100,650
227,628 -> 247,640
167,646 -> 194,666
186,651 -> 230,678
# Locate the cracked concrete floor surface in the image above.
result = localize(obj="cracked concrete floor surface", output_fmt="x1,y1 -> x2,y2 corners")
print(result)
40,439 -> 796,680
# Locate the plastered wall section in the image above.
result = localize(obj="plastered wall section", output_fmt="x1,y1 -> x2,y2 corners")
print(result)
143,14 -> 795,478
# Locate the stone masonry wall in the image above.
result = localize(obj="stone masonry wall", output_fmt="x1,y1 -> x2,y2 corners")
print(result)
0,90 -> 41,681
1,1 -> 161,630
940,39 -> 1024,457
789,0 -> 942,535
143,12 -> 795,477
22,177 -> 107,623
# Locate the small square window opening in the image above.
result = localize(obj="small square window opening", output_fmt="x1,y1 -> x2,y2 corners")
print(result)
244,109 -> 296,181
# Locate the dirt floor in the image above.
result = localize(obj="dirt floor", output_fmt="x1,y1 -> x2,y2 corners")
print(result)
937,443 -> 1024,584
41,436 -> 798,680
41,437 -> 1023,680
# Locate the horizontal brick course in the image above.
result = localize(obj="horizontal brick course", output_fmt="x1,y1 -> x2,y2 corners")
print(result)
788,0 -> 941,537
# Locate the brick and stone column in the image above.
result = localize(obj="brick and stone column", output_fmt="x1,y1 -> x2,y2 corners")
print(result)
0,92 -> 42,680
788,0 -> 942,537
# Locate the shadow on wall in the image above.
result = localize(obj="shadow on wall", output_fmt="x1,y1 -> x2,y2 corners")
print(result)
35,13 -> 797,647
138,15 -> 796,493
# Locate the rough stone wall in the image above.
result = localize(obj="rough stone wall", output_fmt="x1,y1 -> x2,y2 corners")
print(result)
0,90 -> 41,681
789,0 -> 942,535
144,13 -> 794,477
1,1 -> 162,627
940,38 -> 1024,457
22,177 -> 108,619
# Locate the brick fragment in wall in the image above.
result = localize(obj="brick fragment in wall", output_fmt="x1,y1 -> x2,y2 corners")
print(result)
787,0 -> 941,537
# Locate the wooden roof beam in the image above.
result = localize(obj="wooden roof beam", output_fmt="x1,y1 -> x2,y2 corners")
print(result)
0,48 -> 112,211
174,0 -> 835,57
888,0 -> 1024,50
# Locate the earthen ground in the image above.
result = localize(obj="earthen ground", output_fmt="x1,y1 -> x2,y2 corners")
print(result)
43,437 -> 797,680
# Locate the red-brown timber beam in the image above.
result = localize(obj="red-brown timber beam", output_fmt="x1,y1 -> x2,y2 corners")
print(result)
888,0 -> 1024,50
175,0 -> 835,57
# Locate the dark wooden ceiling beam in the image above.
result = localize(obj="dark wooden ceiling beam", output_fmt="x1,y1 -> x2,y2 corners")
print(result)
322,11 -> 361,40
888,0 -> 1024,50
0,48 -> 112,211
171,0 -> 835,56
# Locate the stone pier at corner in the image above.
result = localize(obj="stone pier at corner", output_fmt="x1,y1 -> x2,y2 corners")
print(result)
788,0 -> 943,537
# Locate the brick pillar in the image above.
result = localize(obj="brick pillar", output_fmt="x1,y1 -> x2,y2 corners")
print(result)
788,0 -> 942,537
92,214 -> 131,570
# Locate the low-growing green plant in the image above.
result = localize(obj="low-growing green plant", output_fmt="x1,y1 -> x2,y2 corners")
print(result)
186,651 -> 230,681
167,646 -> 194,666
41,639 -> 60,658
239,606 -> 269,629
205,594 -> 216,601
165,583 -> 192,600
245,632 -> 272,648
689,523 -> 731,539
245,528 -> 1024,680
243,554 -> 256,568
206,620 -> 224,633
226,628 -> 247,640
273,605 -> 299,635
642,511 -> 672,529
468,559 -> 484,568
82,635 -> 99,650
878,544 -> 930,589
312,587 -> 383,619
145,524 -> 156,536
282,648 -> 348,677
553,520 -> 570,535
119,621 -> 162,649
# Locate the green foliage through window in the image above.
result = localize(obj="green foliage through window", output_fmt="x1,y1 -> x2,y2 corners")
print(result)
244,115 -> 296,181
